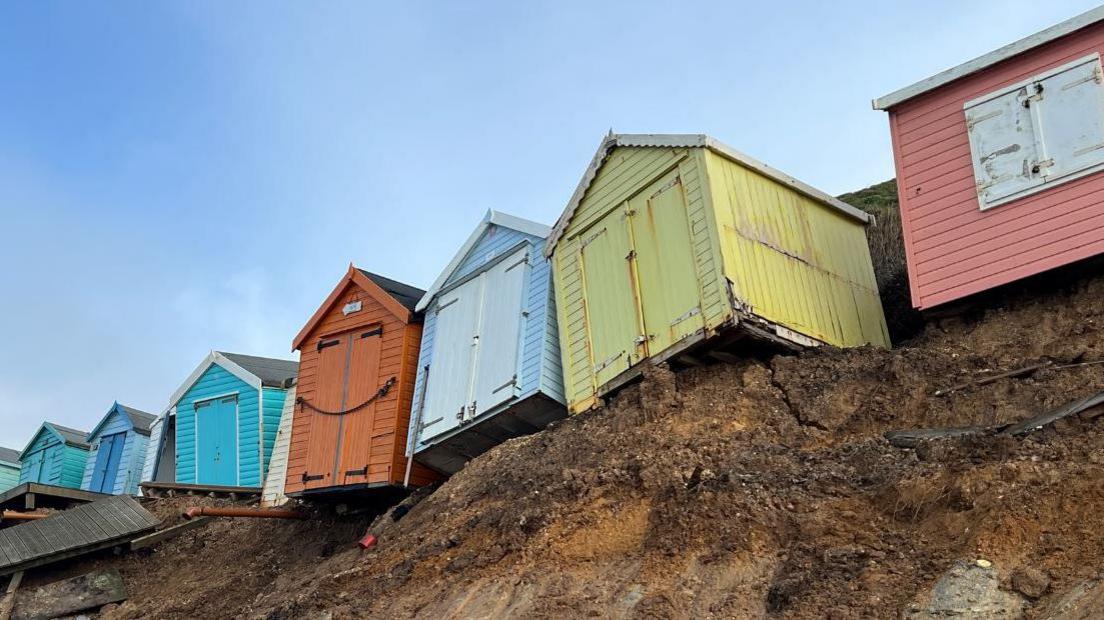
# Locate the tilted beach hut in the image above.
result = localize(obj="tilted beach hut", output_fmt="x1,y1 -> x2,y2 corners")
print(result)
547,133 -> 889,413
144,351 -> 297,488
285,267 -> 438,497
408,211 -> 566,474
873,7 -> 1104,309
81,402 -> 156,495
18,422 -> 90,489
0,448 -> 20,493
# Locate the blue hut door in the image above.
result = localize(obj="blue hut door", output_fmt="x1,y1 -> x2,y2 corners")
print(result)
90,432 -> 126,493
24,451 -> 45,483
196,395 -> 238,485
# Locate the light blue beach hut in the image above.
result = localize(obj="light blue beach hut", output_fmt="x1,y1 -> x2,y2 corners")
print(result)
0,448 -> 20,493
407,211 -> 566,475
80,403 -> 156,495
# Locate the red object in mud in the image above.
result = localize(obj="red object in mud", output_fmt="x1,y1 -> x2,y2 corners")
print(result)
358,533 -> 377,549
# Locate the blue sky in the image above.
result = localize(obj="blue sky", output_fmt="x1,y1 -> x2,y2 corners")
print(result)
0,0 -> 1099,449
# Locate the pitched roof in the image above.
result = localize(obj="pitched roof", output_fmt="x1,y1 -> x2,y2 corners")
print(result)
218,352 -> 299,388
544,133 -> 871,257
48,423 -> 91,448
357,270 -> 424,312
416,210 -> 551,311
873,6 -> 1104,110
0,447 -> 19,465
117,404 -> 157,433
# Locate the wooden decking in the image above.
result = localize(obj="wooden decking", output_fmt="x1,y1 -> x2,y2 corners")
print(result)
0,495 -> 160,576
0,484 -> 109,513
139,481 -> 261,501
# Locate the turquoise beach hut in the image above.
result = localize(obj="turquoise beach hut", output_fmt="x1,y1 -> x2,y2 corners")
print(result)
80,402 -> 156,495
18,422 -> 90,489
0,448 -> 20,493
144,351 -> 298,488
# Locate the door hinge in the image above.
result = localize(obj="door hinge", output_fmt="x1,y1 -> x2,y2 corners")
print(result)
302,473 -> 325,482
492,375 -> 517,394
625,250 -> 636,261
361,327 -> 383,338
318,338 -> 341,352
345,466 -> 368,477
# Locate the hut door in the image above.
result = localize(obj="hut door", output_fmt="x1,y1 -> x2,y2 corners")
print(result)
23,451 -> 45,483
90,432 -> 126,493
302,333 -> 352,489
195,395 -> 239,485
336,327 -> 383,484
471,247 -> 528,416
627,170 -> 703,355
580,208 -> 643,388
421,277 -> 482,443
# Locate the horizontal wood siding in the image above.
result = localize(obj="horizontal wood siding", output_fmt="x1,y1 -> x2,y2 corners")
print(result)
261,387 -> 288,473
122,433 -> 148,495
0,464 -> 19,493
19,427 -> 86,489
705,151 -> 890,347
81,409 -> 135,493
889,22 -> 1104,309
551,147 -> 720,413
286,280 -> 437,495
59,444 -> 89,489
175,364 -> 258,486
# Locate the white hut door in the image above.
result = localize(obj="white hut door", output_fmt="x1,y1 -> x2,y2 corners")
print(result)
472,247 -> 529,416
421,276 -> 482,442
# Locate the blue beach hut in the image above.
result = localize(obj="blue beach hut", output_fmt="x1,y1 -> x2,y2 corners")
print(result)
18,422 -> 90,489
407,210 -> 566,474
81,403 -> 156,495
144,351 -> 298,488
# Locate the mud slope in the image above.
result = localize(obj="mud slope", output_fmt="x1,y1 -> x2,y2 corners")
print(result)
63,274 -> 1104,618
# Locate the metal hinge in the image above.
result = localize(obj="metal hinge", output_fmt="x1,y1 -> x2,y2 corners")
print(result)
302,473 -> 325,482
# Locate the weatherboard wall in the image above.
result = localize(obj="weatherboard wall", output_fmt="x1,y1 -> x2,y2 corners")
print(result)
81,408 -> 149,495
176,364 -> 268,487
19,429 -> 88,489
886,22 -> 1104,309
286,277 -> 435,495
551,145 -> 887,414
0,463 -> 18,493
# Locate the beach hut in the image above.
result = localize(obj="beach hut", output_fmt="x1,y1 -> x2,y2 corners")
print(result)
873,7 -> 1104,309
0,448 -> 20,493
144,351 -> 297,488
285,267 -> 438,497
80,402 -> 156,495
547,133 -> 889,413
18,422 -> 90,489
408,211 -> 566,474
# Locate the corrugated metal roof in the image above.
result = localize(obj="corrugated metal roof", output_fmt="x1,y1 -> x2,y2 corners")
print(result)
48,423 -> 90,448
117,404 -> 157,433
357,270 -> 425,312
0,448 -> 19,465
873,6 -> 1104,110
545,133 -> 872,257
217,352 -> 299,388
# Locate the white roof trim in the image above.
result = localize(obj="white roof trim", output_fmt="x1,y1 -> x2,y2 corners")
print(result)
167,351 -> 263,410
415,210 -> 551,311
873,6 -> 1104,110
545,133 -> 871,257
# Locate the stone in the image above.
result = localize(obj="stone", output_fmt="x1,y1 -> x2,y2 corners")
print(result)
1011,567 -> 1050,599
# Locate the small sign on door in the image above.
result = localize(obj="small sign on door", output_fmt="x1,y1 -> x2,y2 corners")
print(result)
343,301 -> 363,315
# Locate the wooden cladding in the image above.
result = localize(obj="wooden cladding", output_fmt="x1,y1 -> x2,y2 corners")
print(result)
284,269 -> 439,495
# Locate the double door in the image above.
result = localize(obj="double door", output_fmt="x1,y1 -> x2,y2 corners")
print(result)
303,325 -> 383,489
579,168 -> 703,388
196,395 -> 238,485
89,432 -> 126,493
420,246 -> 529,445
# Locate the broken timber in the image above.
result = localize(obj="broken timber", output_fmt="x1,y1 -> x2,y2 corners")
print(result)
11,569 -> 126,620
139,481 -> 261,501
129,517 -> 212,551
0,495 -> 159,577
886,389 -> 1104,447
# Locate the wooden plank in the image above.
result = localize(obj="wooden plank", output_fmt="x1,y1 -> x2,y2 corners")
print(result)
884,427 -> 989,448
0,571 -> 24,620
129,517 -> 212,551
11,569 -> 126,620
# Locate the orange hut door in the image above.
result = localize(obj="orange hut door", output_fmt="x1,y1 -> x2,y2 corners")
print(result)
336,326 -> 384,486
302,334 -> 350,490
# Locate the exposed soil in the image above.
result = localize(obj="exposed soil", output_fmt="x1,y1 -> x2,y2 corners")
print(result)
16,273 -> 1104,619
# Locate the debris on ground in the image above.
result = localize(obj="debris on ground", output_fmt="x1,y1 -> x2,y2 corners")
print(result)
16,272 -> 1104,618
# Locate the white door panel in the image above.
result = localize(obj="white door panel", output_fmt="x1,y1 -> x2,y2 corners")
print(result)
420,277 -> 481,444
472,247 -> 528,416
